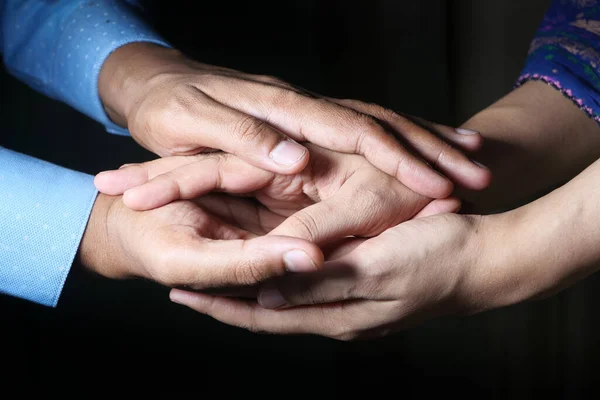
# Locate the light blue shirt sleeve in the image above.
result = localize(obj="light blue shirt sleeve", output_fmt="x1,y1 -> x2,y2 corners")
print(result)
0,147 -> 98,307
1,0 -> 171,136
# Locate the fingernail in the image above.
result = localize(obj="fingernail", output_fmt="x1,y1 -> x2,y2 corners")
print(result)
456,128 -> 478,135
283,249 -> 316,273
269,139 -> 307,167
259,288 -> 287,309
471,159 -> 488,169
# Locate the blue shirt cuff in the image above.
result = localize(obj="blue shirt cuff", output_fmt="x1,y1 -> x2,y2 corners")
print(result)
1,0 -> 171,137
53,1 -> 171,136
0,147 -> 98,307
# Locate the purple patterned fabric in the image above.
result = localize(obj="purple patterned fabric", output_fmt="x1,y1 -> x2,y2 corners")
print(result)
517,0 -> 600,125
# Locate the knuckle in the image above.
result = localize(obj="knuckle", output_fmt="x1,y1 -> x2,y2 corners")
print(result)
283,212 -> 318,243
231,251 -> 275,286
193,71 -> 223,91
233,116 -> 270,143
273,87 -> 302,107
349,185 -> 395,223
245,314 -> 270,335
352,185 -> 384,209
379,106 -> 402,122
352,114 -> 385,153
393,152 -> 411,179
356,113 -> 383,132
433,141 -> 454,167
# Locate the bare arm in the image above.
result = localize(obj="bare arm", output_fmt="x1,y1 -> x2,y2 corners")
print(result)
458,81 -> 600,213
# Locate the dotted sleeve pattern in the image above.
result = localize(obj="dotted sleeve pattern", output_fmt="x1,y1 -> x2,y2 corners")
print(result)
1,0 -> 171,136
0,147 -> 98,307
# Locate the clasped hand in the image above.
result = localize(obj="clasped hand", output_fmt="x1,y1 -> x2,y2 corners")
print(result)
88,42 -> 493,339
91,137 -> 488,339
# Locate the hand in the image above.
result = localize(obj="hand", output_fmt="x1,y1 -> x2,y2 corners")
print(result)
167,156 -> 600,340
98,42 -> 490,198
166,213 -> 502,340
95,156 -> 600,338
78,194 -> 324,290
95,144 -> 464,245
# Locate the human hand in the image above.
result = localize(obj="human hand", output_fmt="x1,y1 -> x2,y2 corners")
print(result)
172,157 -> 600,340
167,213 -> 497,340
95,144 -> 463,245
78,194 -> 324,290
98,42 -> 490,198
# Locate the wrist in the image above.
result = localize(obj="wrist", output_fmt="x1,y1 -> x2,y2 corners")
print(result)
98,42 -> 185,128
447,211 -> 541,314
78,193 -> 127,279
508,182 -> 600,301
466,188 -> 596,312
465,210 -> 533,311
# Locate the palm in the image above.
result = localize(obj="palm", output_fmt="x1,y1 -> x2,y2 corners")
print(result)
102,194 -> 323,291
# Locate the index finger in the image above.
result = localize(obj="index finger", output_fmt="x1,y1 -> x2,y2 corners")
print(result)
200,80 -> 453,198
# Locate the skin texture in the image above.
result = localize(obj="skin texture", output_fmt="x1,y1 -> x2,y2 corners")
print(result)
163,82 -> 600,340
169,157 -> 600,340
457,82 -> 600,213
78,193 -> 326,290
94,144 -> 463,246
98,42 -> 491,199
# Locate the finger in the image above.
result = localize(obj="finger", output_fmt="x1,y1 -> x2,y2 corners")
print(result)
193,194 -> 285,235
200,79 -> 453,198
257,259 -> 363,309
201,286 -> 259,299
331,99 -> 492,191
268,171 -> 427,244
399,114 -> 484,153
413,196 -> 462,219
169,289 -> 384,339
169,290 -> 324,335
94,156 -> 199,195
154,86 -> 310,174
269,198 -> 396,245
164,235 -> 325,289
259,200 -> 461,309
122,155 -> 274,210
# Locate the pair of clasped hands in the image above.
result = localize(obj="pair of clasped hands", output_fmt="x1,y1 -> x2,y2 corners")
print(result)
88,43 -> 492,340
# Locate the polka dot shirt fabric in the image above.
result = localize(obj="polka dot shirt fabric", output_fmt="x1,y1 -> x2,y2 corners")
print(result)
0,147 -> 97,307
0,0 -> 169,306
1,0 -> 171,136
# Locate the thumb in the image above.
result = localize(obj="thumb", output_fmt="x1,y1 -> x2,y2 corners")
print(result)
413,196 -> 462,219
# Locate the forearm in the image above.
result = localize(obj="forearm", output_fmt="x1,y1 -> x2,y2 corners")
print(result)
458,81 -> 600,213
474,157 -> 600,310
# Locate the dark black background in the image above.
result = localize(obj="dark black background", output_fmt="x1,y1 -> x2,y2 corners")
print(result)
2,0 -> 599,396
